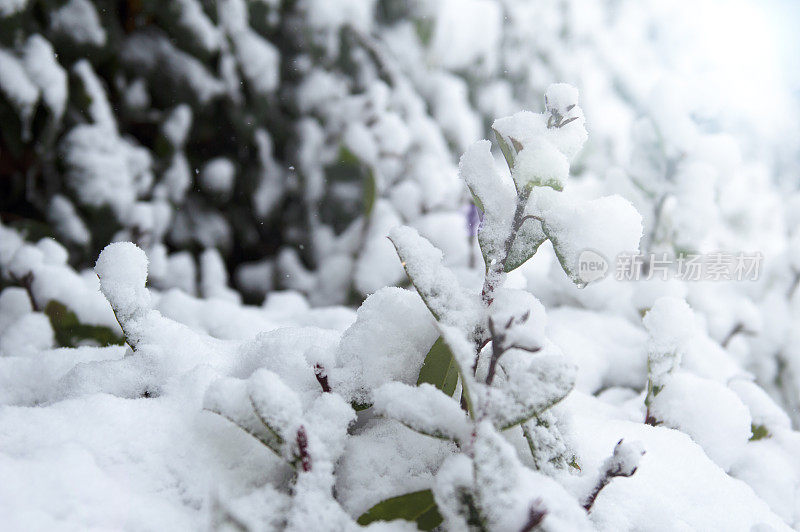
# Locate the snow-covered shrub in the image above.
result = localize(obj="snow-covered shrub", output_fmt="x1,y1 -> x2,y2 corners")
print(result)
4,0 -> 800,530
158,86 -> 651,529
1,96 -> 799,528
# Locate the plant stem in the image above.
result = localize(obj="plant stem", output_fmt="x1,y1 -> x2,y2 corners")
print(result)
314,364 -> 332,393
296,426 -> 312,472
480,188 -> 532,308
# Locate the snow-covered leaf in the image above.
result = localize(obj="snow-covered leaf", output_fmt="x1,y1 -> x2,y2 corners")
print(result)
457,141 -> 516,267
504,218 -> 547,273
203,376 -> 283,456
388,226 -> 478,328
535,191 -> 642,287
492,353 -> 576,430
248,369 -> 303,443
372,382 -> 470,442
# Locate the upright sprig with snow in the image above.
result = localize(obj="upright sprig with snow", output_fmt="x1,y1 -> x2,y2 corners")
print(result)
378,84 -> 643,529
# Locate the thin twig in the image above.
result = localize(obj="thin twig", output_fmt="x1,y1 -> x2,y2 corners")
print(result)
314,364 -> 332,393
721,323 -> 745,348
12,272 -> 39,312
519,499 -> 547,532
295,426 -> 312,472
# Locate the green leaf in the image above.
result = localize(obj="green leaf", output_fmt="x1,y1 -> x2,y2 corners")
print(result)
493,127 -> 516,172
469,190 -> 484,213
363,166 -> 377,217
45,300 -> 124,348
750,423 -> 769,441
414,18 -> 434,46
320,145 -> 373,233
417,336 -> 459,396
338,145 -> 361,166
351,401 -> 372,411
357,489 -> 443,530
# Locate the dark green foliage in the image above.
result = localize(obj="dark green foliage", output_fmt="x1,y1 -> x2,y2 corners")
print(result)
417,336 -> 459,397
750,423 -> 769,441
357,489 -> 443,530
45,300 -> 124,347
321,146 -> 375,234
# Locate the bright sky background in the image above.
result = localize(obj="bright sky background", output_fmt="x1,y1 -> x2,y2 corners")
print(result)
683,0 -> 800,145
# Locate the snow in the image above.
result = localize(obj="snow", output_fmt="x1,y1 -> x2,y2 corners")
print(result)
492,84 -> 588,164
232,30 -> 280,95
730,438 -> 800,525
459,140 -> 515,218
533,188 -> 643,286
22,35 -> 67,121
219,0 -> 279,95
331,287 -> 438,404
47,195 -> 90,246
95,242 -> 150,322
176,0 -> 221,52
428,0 -> 502,72
161,105 -> 193,148
465,421 -> 591,531
61,124 -> 152,213
161,153 -> 192,203
388,226 -> 479,329
4,4 -> 800,528
729,379 -> 792,430
49,0 -> 106,47
5,240 -> 119,329
425,72 -> 482,151
0,48 -> 38,140
484,349 -> 577,429
545,84 -> 580,119
0,287 -> 31,335
200,248 -> 239,303
564,392 -> 790,531
458,139 -> 517,268
513,138 -> 571,191
121,33 -> 225,105
488,288 -> 547,352
642,297 -> 696,385
412,212 -> 471,268
353,201 -> 406,296
372,382 -> 470,442
200,158 -> 236,199
36,237 -> 68,266
301,0 -> 374,34
336,419 -> 456,517
649,372 -> 752,470
547,307 -> 647,393
247,369 -> 304,442
0,0 -> 26,16
0,393 -> 286,530
598,439 -> 645,479
1,221 -> 797,529
0,312 -> 54,358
